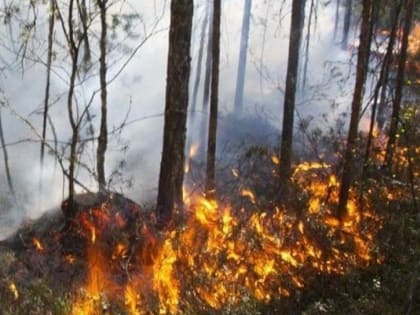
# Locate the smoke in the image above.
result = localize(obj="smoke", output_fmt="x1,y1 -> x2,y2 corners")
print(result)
0,0 -> 359,240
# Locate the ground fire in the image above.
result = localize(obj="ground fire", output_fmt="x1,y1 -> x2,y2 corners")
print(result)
1,155 -> 388,314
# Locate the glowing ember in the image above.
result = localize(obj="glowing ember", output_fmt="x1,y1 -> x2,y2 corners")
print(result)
9,282 -> 18,300
32,237 -> 44,251
240,188 -> 256,204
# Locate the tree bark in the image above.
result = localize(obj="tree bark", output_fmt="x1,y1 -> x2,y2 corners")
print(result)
96,0 -> 108,192
156,0 -> 193,227
205,0 -> 221,198
384,0 -> 415,169
0,109 -> 16,203
341,0 -> 352,50
190,3 -> 209,119
233,0 -> 252,114
364,0 -> 401,167
279,0 -> 305,191
40,0 -> 55,170
78,0 -> 91,68
199,3 -> 213,158
333,0 -> 341,41
302,0 -> 314,90
337,0 -> 373,218
66,0 -> 81,218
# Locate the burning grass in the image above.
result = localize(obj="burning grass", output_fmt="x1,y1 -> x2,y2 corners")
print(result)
0,163 -> 388,315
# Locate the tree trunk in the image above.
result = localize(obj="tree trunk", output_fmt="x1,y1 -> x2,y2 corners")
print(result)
66,0 -> 81,219
337,0 -> 373,218
364,0 -> 402,166
190,3 -> 209,119
40,0 -> 55,170
78,0 -> 91,68
233,0 -> 252,114
333,0 -> 341,41
199,4 -> 213,158
377,1 -> 401,130
302,0 -> 314,90
341,0 -> 352,50
0,109 -> 16,204
156,0 -> 193,228
279,0 -> 305,191
384,0 -> 415,169
205,0 -> 221,198
96,0 -> 108,192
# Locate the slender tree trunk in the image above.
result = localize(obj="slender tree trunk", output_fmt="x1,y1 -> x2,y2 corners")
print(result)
199,4 -> 213,158
66,0 -> 81,218
156,0 -> 193,228
364,0 -> 402,166
279,0 -> 305,190
302,0 -> 314,90
190,3 -> 209,119
0,109 -> 16,203
78,0 -> 91,68
337,0 -> 373,218
377,1 -> 401,130
96,0 -> 108,192
333,0 -> 341,41
40,0 -> 55,170
205,0 -> 221,198
187,2 -> 209,160
233,0 -> 252,114
384,0 -> 415,169
341,0 -> 352,50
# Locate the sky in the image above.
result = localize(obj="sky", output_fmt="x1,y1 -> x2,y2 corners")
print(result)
0,0 -> 359,239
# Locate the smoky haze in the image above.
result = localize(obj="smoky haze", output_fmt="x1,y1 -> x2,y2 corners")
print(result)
0,0 -> 358,239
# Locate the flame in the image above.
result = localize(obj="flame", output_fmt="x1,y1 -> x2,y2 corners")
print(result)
32,237 -> 44,251
271,155 -> 280,165
124,284 -> 142,315
65,254 -> 76,264
68,160 -> 383,313
152,232 -> 179,315
9,282 -> 18,300
240,188 -> 256,204
71,244 -> 107,315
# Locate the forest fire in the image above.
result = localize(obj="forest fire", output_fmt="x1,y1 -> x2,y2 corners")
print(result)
39,161 -> 382,314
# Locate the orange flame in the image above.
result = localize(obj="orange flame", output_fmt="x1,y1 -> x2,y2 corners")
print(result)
9,282 -> 18,300
70,161 -> 382,313
32,237 -> 44,251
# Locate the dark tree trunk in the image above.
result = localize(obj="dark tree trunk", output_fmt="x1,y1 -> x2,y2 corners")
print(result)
337,0 -> 373,218
40,0 -> 55,170
302,0 -> 314,90
341,0 -> 352,50
67,0 -> 80,218
205,0 -> 221,198
190,3 -> 209,119
279,0 -> 305,190
156,0 -> 193,227
78,0 -> 91,68
377,1 -> 401,130
0,109 -> 16,203
96,0 -> 108,192
187,2 -> 210,160
233,0 -> 252,114
364,0 -> 402,166
199,4 -> 213,158
384,0 -> 415,169
333,0 -> 341,41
